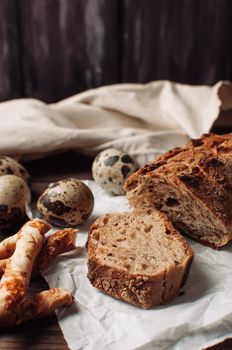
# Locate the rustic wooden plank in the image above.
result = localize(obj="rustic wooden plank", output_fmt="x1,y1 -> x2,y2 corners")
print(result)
122,0 -> 232,85
18,0 -> 120,102
0,0 -> 22,101
1,317 -> 69,350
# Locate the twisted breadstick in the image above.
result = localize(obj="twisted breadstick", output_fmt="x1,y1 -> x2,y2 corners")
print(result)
0,228 -> 78,276
0,234 -> 17,259
0,220 -> 50,325
0,219 -> 51,259
0,288 -> 74,328
0,220 -> 75,327
34,228 -> 78,273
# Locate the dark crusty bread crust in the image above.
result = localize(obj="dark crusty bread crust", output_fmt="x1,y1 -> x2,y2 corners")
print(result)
125,133 -> 232,249
87,209 -> 194,309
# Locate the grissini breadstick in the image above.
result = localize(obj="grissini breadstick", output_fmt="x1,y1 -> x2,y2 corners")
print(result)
0,220 -> 50,324
0,234 -> 18,259
0,220 -> 75,327
0,228 -> 78,276
0,219 -> 51,259
33,228 -> 78,274
0,288 -> 74,328
21,288 -> 74,319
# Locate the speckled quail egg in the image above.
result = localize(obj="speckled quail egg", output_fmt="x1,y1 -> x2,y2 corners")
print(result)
92,148 -> 138,195
0,175 -> 31,229
37,178 -> 94,227
0,156 -> 30,184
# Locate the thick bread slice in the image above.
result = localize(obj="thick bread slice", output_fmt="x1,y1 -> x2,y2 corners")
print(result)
87,209 -> 194,309
125,133 -> 232,248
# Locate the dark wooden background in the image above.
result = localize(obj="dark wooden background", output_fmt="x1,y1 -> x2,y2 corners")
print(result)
1,0 -> 232,103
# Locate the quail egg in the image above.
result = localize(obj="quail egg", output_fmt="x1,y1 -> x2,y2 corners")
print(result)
37,178 -> 94,227
0,156 -> 30,184
92,148 -> 138,195
0,175 -> 31,229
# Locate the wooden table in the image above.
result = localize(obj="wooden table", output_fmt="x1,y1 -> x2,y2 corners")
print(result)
1,151 -> 232,350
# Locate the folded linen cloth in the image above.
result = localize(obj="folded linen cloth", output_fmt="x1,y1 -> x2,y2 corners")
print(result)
0,80 -> 231,166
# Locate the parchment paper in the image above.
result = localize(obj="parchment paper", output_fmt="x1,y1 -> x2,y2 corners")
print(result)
42,181 -> 232,350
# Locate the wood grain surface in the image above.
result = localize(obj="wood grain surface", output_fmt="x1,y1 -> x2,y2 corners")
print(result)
122,0 -> 232,85
0,0 -> 22,101
1,0 -> 232,102
17,0 -> 120,102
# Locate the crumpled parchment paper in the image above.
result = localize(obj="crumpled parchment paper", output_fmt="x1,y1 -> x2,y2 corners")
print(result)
42,181 -> 232,350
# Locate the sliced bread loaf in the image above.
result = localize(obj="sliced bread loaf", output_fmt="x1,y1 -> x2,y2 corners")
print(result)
125,133 -> 232,248
87,209 -> 194,309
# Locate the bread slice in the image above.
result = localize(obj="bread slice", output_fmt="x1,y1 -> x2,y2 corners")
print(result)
125,133 -> 232,249
87,209 -> 194,309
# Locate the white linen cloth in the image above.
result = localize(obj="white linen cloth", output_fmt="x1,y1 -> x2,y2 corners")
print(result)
0,80 -> 231,165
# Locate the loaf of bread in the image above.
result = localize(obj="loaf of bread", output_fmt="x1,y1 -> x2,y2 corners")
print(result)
87,209 -> 193,309
125,133 -> 232,249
